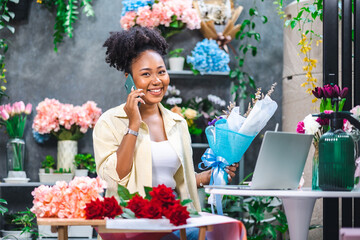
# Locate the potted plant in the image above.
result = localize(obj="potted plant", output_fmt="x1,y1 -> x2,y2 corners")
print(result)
39,155 -> 55,174
74,153 -> 96,177
168,48 -> 185,71
38,155 -> 73,183
1,209 -> 37,240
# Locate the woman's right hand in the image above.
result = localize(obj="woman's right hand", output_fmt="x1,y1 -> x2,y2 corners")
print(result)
124,87 -> 145,130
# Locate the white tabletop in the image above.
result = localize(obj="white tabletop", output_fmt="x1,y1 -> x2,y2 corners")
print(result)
204,186 -> 360,198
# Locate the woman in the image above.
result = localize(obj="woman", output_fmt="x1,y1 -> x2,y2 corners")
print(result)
93,27 -> 238,213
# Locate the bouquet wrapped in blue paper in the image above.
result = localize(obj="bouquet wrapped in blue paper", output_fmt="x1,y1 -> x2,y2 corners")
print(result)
200,84 -> 278,214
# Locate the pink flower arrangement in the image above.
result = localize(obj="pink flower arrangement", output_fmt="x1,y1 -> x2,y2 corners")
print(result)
31,176 -> 107,219
32,98 -> 102,140
0,101 -> 32,138
120,0 -> 200,38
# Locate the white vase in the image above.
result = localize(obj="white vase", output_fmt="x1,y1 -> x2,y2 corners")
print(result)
169,57 -> 185,71
57,140 -> 77,173
75,169 -> 89,177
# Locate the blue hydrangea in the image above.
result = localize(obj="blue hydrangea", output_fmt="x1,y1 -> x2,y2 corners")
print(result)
121,0 -> 154,16
33,130 -> 51,144
186,39 -> 230,74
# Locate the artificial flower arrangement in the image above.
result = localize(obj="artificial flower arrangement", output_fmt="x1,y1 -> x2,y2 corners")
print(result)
31,177 -> 192,227
32,98 -> 102,141
187,38 -> 230,75
201,83 -> 278,214
296,84 -> 349,189
120,0 -> 201,38
0,101 -> 32,138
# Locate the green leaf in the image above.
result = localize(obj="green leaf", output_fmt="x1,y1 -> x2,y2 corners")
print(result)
118,197 -> 127,207
251,46 -> 257,56
2,15 -> 10,22
8,12 -> 15,19
230,70 -> 237,78
309,5 -> 316,13
117,185 -> 132,200
181,199 -> 193,206
9,0 -> 19,3
243,46 -> 248,55
261,16 -> 268,24
297,10 -> 304,18
121,208 -> 136,219
284,19 -> 291,27
248,75 -> 256,89
144,186 -> 152,200
290,20 -> 297,29
238,58 -> 244,67
251,22 -> 255,29
249,8 -> 258,16
7,25 -> 15,33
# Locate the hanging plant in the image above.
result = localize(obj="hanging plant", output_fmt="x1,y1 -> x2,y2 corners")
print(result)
0,0 -> 18,103
274,0 -> 323,99
37,0 -> 95,52
230,0 -> 268,101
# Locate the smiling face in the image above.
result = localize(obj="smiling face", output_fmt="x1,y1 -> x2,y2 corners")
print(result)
130,50 -> 170,105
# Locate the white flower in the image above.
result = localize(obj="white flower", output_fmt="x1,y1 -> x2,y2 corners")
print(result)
303,114 -> 320,134
207,94 -> 226,106
195,96 -> 203,103
166,97 -> 182,105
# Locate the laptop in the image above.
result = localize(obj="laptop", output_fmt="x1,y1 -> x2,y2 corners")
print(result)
206,131 -> 313,190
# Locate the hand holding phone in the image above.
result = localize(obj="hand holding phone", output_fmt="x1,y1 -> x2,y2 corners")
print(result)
124,74 -> 142,107
125,74 -> 137,95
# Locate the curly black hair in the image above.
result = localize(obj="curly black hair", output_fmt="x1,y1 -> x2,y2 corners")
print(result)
103,27 -> 168,73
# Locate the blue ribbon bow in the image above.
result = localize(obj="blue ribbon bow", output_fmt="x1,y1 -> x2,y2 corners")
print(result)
199,148 -> 231,215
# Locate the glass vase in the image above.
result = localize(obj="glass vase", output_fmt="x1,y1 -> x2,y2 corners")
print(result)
312,142 -> 320,190
6,138 -> 25,172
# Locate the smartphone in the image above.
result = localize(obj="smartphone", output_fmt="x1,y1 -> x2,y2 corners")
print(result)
124,74 -> 137,95
124,74 -> 141,106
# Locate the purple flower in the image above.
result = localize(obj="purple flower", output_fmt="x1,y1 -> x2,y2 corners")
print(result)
333,85 -> 340,98
296,121 -> 305,134
316,117 -> 329,126
312,87 -> 323,99
323,84 -> 333,98
208,116 -> 223,126
340,87 -> 348,98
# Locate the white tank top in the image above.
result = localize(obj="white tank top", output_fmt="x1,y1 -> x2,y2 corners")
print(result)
151,140 -> 181,189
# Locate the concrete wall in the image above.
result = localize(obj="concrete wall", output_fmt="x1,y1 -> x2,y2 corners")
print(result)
0,0 -> 286,183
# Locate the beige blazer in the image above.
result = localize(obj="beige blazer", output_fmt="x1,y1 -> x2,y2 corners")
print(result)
93,103 -> 201,211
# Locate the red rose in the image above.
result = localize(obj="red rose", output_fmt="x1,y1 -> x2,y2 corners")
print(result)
166,203 -> 190,226
142,199 -> 162,219
150,184 -> 176,208
103,196 -> 123,219
126,194 -> 149,218
162,199 -> 181,218
85,198 -> 105,219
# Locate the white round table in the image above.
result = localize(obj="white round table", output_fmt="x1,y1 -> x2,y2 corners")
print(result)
205,186 -> 360,240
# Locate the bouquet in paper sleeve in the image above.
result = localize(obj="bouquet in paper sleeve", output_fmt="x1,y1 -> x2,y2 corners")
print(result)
32,98 -> 102,141
120,0 -> 201,38
200,84 -> 278,214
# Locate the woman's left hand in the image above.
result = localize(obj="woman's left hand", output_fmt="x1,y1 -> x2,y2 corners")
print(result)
225,163 -> 239,183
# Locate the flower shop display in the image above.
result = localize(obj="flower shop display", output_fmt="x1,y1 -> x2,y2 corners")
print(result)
74,153 -> 96,177
32,98 -> 102,172
120,0 -> 201,38
168,48 -> 185,71
297,84 -> 349,190
187,38 -> 230,75
200,84 -> 278,214
0,101 -> 32,182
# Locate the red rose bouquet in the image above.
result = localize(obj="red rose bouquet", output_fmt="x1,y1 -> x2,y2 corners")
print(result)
118,184 -> 193,226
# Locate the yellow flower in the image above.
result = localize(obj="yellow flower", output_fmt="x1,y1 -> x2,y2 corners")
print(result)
1,86 -> 6,91
316,40 -> 323,46
3,79 -> 6,83
37,0 -> 42,3
312,98 -> 318,103
301,82 -> 308,87
184,108 -> 198,120
303,66 -> 308,71
306,71 -> 312,79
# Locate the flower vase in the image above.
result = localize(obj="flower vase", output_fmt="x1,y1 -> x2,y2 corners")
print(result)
57,140 -> 77,173
6,138 -> 25,173
312,143 -> 320,190
169,57 -> 185,71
